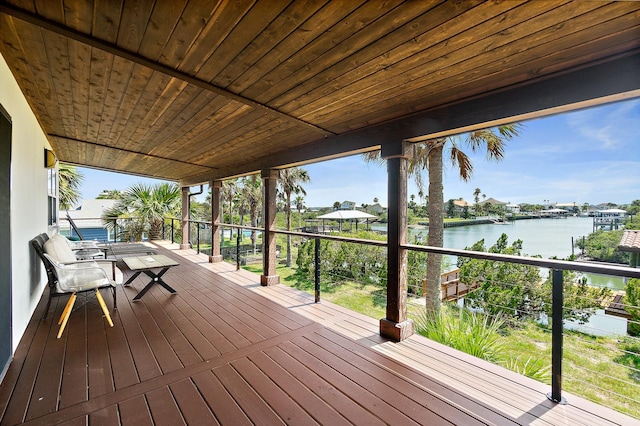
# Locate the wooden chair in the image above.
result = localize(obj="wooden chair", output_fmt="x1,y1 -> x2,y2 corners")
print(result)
31,233 -> 122,338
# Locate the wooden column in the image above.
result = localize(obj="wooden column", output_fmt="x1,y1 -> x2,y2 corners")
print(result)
180,186 -> 190,249
380,141 -> 414,341
209,180 -> 223,263
261,169 -> 280,286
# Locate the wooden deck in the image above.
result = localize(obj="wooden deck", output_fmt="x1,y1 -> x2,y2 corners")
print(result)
1,242 -> 636,425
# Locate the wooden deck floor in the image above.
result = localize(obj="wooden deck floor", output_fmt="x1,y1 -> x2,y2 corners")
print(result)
1,242 -> 636,425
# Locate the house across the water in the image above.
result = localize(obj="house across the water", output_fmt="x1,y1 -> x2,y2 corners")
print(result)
61,199 -> 118,242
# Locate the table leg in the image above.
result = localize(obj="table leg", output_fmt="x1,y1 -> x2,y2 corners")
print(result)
123,271 -> 142,286
132,268 -> 177,301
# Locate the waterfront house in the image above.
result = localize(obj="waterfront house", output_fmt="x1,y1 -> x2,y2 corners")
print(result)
594,208 -> 628,230
505,203 -> 521,214
451,199 -> 471,216
339,200 -> 357,210
368,202 -> 387,215
62,199 -> 118,242
1,2 -> 639,424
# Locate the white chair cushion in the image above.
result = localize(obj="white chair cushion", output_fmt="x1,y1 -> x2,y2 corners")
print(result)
44,234 -> 77,263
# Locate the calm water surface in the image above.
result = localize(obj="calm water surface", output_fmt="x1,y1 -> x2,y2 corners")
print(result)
403,216 -> 625,291
408,216 -> 628,335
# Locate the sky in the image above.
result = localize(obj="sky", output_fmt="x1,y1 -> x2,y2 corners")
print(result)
76,98 -> 640,208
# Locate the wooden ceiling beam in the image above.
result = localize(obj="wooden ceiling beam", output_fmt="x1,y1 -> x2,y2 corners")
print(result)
0,2 -> 336,138
49,134 -> 218,171
182,51 -> 640,185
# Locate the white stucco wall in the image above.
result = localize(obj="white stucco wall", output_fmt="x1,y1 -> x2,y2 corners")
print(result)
0,53 -> 51,352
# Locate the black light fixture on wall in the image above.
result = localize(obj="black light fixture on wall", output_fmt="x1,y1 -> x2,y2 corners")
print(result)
44,148 -> 57,168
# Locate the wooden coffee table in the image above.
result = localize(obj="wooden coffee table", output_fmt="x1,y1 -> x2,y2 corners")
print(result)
122,255 -> 179,301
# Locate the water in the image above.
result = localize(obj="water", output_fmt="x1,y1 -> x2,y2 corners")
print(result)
409,216 -> 629,336
441,216 -> 591,259
407,216 -> 626,291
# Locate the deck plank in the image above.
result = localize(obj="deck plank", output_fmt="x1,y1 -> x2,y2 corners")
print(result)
262,345 -> 386,426
24,300 -> 68,421
0,294 -> 56,424
231,356 -> 320,425
212,363 -> 285,425
57,301 -> 87,409
277,339 -> 422,425
169,378 -> 219,425
87,404 -> 119,426
246,350 -> 354,426
117,395 -> 153,426
145,386 -> 186,426
104,289 -> 140,390
191,370 -> 250,426
86,300 -> 115,399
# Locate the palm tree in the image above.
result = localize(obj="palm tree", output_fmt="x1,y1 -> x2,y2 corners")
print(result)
96,189 -> 122,199
473,188 -> 481,204
333,201 -> 340,210
295,195 -> 305,228
278,167 -> 310,267
221,179 -> 238,242
102,182 -> 180,241
58,164 -> 84,210
364,124 -> 521,314
473,188 -> 482,215
238,175 -> 262,251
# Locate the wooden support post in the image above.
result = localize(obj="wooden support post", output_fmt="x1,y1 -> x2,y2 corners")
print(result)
261,169 -> 280,286
180,186 -> 190,249
380,141 -> 414,341
209,180 -> 223,263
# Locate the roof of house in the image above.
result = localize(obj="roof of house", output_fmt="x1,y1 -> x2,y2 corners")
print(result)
478,198 -> 507,205
64,199 -> 118,228
317,210 -> 377,220
452,200 -> 470,207
619,230 -> 640,253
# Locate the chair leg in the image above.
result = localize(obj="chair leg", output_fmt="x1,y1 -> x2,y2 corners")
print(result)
96,289 -> 114,328
58,294 -> 76,325
57,293 -> 76,339
113,285 -> 117,311
42,292 -> 53,320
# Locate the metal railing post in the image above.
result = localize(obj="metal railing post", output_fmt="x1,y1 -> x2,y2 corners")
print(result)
196,222 -> 201,254
236,230 -> 241,271
548,269 -> 566,404
171,219 -> 175,244
314,237 -> 320,303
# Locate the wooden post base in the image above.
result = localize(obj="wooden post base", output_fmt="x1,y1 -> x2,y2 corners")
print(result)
209,255 -> 223,263
380,318 -> 414,342
260,274 -> 280,286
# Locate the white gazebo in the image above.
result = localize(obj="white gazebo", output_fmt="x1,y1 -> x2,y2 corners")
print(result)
316,210 -> 378,232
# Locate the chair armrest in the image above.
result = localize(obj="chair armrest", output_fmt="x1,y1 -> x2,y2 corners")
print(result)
43,254 -> 115,292
45,255 -> 101,269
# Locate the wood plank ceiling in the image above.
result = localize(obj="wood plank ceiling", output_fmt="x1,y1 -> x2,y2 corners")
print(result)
0,0 -> 639,185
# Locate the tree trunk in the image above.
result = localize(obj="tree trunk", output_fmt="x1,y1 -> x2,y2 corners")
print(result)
149,218 -> 164,240
425,143 -> 444,315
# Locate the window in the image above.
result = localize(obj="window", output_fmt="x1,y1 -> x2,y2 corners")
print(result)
47,167 -> 57,226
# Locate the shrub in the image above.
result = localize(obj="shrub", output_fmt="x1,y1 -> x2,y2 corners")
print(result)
414,305 -> 504,362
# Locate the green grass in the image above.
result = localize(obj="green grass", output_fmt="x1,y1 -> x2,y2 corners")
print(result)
242,263 -> 387,319
496,322 -> 639,418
